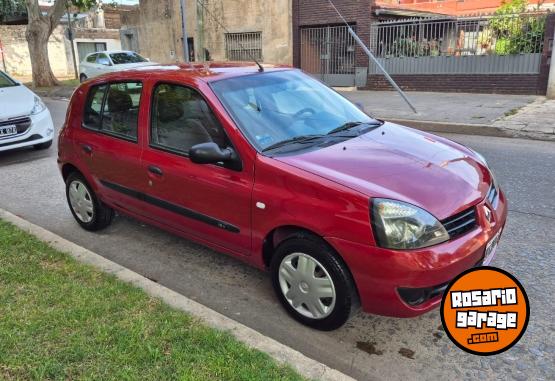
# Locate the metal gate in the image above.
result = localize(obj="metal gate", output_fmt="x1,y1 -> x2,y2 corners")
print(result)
300,25 -> 357,87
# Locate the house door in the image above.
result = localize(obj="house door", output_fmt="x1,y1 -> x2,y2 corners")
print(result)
300,25 -> 357,87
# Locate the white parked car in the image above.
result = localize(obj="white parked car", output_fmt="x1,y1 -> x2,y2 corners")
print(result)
79,51 -> 155,82
0,71 -> 54,152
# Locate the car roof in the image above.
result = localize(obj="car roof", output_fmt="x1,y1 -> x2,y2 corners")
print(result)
85,50 -> 137,57
86,62 -> 295,84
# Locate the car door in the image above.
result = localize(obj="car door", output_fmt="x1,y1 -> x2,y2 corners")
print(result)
81,53 -> 97,78
140,82 -> 253,256
75,81 -> 147,215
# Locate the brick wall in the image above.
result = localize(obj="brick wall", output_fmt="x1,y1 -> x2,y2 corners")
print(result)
292,0 -> 375,68
365,74 -> 542,94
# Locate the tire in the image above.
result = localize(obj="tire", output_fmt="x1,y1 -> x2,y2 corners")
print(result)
80,74 -> 88,83
270,233 -> 359,331
65,172 -> 114,231
33,140 -> 52,150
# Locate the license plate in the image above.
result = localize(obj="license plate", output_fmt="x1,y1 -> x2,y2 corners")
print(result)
0,125 -> 17,137
484,230 -> 502,265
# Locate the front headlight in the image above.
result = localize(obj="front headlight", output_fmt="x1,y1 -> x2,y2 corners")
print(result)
371,199 -> 450,250
31,96 -> 46,115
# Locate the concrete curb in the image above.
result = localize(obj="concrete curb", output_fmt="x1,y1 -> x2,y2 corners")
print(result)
0,208 -> 354,381
386,118 -> 555,142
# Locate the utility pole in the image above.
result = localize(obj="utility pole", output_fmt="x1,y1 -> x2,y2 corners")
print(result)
547,27 -> 555,99
66,2 -> 78,79
180,0 -> 190,62
196,0 -> 205,61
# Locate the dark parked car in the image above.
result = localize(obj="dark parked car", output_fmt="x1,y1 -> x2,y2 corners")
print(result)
58,63 -> 507,330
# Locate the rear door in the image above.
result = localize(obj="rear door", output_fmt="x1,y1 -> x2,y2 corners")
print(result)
140,82 -> 253,256
75,81 -> 147,214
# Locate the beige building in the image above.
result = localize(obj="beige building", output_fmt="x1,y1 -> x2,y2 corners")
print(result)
121,0 -> 293,65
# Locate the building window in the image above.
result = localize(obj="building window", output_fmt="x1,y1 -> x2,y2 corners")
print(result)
77,42 -> 107,62
225,32 -> 262,62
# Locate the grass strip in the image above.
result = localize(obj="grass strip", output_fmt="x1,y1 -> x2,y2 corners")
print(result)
0,220 -> 304,381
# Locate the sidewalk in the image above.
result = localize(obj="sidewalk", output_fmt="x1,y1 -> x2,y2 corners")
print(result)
340,90 -> 554,141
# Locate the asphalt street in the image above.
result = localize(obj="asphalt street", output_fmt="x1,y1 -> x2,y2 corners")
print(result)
1,99 -> 554,380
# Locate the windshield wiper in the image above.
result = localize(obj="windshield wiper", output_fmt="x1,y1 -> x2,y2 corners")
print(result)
262,135 -> 325,152
327,120 -> 384,136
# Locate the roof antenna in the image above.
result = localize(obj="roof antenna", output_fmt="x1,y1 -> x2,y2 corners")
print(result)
326,0 -> 417,113
195,0 -> 264,73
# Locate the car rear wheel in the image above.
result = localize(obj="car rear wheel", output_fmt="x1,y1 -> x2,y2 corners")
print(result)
80,74 -> 88,83
270,234 -> 358,331
33,140 -> 52,150
66,172 -> 113,231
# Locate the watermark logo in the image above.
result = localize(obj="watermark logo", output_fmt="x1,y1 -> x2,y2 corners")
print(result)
440,267 -> 529,356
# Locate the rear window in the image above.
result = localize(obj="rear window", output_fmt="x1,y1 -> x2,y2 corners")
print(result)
83,82 -> 143,142
86,54 -> 97,63
109,52 -> 147,65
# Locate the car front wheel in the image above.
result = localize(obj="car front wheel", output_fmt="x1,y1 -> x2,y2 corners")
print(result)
270,234 -> 359,331
65,172 -> 114,231
80,74 -> 88,83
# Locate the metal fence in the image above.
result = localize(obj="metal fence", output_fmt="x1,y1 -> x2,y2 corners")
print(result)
300,25 -> 357,87
225,32 -> 263,62
369,13 -> 547,75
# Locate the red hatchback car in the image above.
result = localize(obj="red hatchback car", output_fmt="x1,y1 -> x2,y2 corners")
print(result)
58,63 -> 507,330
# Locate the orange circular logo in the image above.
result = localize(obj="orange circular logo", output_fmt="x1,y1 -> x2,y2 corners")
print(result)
440,267 -> 529,356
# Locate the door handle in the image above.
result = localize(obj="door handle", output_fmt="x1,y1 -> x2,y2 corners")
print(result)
148,165 -> 163,176
82,144 -> 93,154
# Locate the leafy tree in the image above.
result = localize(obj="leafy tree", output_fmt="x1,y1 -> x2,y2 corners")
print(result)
490,0 -> 546,55
23,0 -> 96,87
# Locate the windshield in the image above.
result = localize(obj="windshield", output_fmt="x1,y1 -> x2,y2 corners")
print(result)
0,71 -> 18,88
109,52 -> 148,65
210,70 -> 376,152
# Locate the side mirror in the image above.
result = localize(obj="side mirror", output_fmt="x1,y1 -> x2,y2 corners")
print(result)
355,102 -> 365,112
189,142 -> 241,170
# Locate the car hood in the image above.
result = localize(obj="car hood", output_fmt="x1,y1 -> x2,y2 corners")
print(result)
275,123 -> 492,220
118,62 -> 158,70
0,85 -> 35,120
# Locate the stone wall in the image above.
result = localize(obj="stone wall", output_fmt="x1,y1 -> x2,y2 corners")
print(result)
0,25 -> 75,78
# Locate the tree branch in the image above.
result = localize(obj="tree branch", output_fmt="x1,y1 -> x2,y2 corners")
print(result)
24,0 -> 41,23
47,0 -> 69,33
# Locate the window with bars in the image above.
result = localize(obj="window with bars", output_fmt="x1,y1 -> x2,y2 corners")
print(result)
225,32 -> 263,62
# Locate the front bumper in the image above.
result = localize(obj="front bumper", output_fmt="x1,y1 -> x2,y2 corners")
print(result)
327,189 -> 508,318
0,109 -> 54,152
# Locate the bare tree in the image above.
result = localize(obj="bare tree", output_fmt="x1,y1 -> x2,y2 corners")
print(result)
24,0 -> 95,87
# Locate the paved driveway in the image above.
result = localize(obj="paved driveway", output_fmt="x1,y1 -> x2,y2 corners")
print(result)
0,99 -> 553,380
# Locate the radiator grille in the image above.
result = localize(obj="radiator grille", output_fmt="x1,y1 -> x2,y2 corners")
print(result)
442,207 -> 477,239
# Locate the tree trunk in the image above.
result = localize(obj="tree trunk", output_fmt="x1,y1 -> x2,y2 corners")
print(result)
25,19 -> 59,87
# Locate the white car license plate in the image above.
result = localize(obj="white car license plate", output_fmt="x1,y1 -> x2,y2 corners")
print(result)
484,230 -> 502,265
0,125 -> 17,138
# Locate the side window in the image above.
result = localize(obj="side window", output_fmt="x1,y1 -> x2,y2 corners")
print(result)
86,54 -> 97,63
82,82 -> 142,141
102,82 -> 142,140
83,84 -> 107,130
150,84 -> 229,155
96,53 -> 110,66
